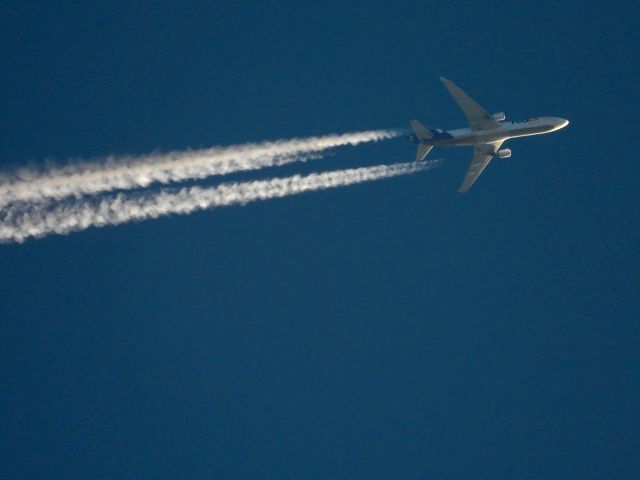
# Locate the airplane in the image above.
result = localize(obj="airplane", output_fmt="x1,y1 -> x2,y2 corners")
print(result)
409,77 -> 569,193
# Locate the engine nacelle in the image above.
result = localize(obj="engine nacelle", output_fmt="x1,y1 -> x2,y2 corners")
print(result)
492,112 -> 506,121
496,148 -> 512,159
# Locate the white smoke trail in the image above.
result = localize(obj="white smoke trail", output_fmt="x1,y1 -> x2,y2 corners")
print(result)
0,161 -> 437,243
0,129 -> 401,207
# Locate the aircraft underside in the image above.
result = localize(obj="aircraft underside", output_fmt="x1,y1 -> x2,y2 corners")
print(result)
409,77 -> 568,192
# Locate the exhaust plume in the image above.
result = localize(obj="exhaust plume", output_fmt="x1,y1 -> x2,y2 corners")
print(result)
0,161 -> 437,243
0,129 -> 401,207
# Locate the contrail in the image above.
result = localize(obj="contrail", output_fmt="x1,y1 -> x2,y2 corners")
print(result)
0,129 -> 401,207
0,161 -> 437,243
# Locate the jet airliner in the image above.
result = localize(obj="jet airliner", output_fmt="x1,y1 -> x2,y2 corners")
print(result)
410,77 -> 569,192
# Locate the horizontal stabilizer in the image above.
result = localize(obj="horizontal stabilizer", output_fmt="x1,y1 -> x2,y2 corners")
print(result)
410,120 -> 433,140
416,144 -> 433,162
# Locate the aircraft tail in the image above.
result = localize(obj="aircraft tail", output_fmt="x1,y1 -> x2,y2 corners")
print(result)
410,120 -> 433,141
410,120 -> 433,161
415,144 -> 433,162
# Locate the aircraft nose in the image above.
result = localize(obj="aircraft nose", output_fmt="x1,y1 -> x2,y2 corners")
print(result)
558,118 -> 569,129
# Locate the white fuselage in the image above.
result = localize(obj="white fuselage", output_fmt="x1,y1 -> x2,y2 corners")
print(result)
428,116 -> 569,147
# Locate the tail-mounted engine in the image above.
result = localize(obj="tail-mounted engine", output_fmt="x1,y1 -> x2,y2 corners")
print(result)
492,112 -> 506,121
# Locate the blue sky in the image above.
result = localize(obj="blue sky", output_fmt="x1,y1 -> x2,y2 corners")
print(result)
1,1 -> 638,478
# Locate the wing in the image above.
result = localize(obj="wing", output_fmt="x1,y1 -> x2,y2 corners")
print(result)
440,77 -> 500,131
458,141 -> 504,193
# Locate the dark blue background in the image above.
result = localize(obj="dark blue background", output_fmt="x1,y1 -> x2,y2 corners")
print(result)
1,2 -> 638,478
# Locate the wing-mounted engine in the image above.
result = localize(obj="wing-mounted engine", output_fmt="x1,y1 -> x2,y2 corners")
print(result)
496,148 -> 512,159
492,112 -> 506,121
